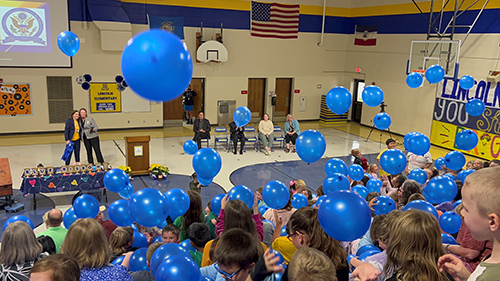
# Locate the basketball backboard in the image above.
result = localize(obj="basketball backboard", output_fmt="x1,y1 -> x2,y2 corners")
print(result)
407,40 -> 460,79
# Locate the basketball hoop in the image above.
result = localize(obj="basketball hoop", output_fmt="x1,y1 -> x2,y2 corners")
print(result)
209,60 -> 222,64
412,70 -> 425,75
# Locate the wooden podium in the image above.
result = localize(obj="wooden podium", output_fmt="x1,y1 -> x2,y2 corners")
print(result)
0,158 -> 13,204
125,136 -> 150,176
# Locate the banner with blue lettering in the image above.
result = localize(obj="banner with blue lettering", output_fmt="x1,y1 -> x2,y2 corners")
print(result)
430,78 -> 500,160
148,15 -> 184,39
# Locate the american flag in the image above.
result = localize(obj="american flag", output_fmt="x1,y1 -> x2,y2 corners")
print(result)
251,1 -> 300,39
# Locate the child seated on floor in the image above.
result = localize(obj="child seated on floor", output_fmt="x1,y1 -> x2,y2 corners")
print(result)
109,227 -> 135,262
186,222 -> 211,267
204,201 -> 217,239
189,172 -> 202,193
161,224 -> 180,244
289,247 -> 337,281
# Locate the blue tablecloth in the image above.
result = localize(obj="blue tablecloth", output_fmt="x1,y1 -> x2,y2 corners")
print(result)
20,170 -> 105,195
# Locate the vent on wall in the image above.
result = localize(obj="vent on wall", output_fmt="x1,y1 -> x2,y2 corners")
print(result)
47,76 -> 74,124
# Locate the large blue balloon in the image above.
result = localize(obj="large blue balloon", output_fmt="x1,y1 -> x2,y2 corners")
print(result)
259,205 -> 270,216
359,249 -> 382,261
152,236 -> 163,243
435,157 -> 445,170
280,225 -> 287,236
183,140 -> 198,155
165,188 -> 190,218
465,98 -> 485,116
129,188 -> 169,227
57,31 -> 80,57
270,250 -> 285,265
362,85 -> 384,107
316,195 -> 326,206
373,113 -> 392,130
439,211 -> 462,234
453,199 -> 462,209
210,194 -> 225,216
457,169 -> 474,183
425,65 -> 445,84
118,183 -> 134,199
292,193 -> 308,209
111,255 -> 125,265
373,196 -> 396,215
406,72 -> 423,88
296,130 -> 326,164
121,30 -> 193,102
198,177 -> 213,186
108,199 -> 134,227
406,134 -> 431,156
444,151 -> 466,171
233,106 -> 251,127
263,181 -> 290,209
132,231 -> 148,248
403,200 -> 439,219
228,185 -> 254,209
63,207 -> 78,229
366,179 -> 383,193
73,194 -> 99,219
455,129 -> 478,151
104,169 -> 129,193
318,191 -> 372,241
323,174 -> 351,194
424,176 -> 458,204
3,215 -> 34,231
326,87 -> 352,115
180,239 -> 196,252
356,244 -> 380,257
442,233 -> 459,245
155,255 -> 200,281
192,148 -> 222,180
150,244 -> 191,279
404,132 -> 422,151
408,168 -> 428,185
348,164 -> 364,181
352,185 -> 369,199
200,277 -> 215,281
325,158 -> 348,176
129,248 -> 149,272
380,149 -> 406,175
459,75 -> 475,90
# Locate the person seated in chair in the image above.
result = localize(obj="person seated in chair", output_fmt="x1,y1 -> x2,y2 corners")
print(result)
229,121 -> 245,155
193,111 -> 211,149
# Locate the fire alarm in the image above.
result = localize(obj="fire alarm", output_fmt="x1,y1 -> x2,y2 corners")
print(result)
355,67 -> 361,72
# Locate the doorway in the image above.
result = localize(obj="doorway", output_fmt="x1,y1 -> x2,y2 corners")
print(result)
351,79 -> 365,123
247,78 -> 266,123
163,78 -> 205,126
274,78 -> 292,122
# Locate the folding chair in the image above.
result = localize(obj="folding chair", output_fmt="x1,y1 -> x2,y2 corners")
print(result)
214,127 -> 229,152
244,127 -> 258,151
273,126 -> 285,150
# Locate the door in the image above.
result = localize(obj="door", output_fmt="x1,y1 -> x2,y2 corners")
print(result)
247,78 -> 266,122
351,79 -> 365,123
163,78 -> 204,123
275,78 -> 292,122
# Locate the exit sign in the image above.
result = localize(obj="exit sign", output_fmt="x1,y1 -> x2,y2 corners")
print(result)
294,89 -> 300,93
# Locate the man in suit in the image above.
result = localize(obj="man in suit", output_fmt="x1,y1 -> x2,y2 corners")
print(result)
193,111 -> 211,149
229,121 -> 245,155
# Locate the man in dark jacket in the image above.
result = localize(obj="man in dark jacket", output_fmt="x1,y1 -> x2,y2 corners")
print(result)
229,121 -> 245,155
193,111 -> 211,149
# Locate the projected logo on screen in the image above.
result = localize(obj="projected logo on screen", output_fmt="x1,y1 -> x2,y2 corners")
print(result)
0,3 -> 50,53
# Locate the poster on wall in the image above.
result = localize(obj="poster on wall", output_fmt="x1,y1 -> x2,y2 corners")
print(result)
0,83 -> 32,116
89,83 -> 121,113
430,78 -> 500,160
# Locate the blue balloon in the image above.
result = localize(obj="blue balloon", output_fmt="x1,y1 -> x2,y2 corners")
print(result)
198,177 -> 213,186
150,243 -> 191,278
403,200 -> 439,219
326,86 -> 352,114
108,199 -> 134,227
73,194 -> 99,219
280,225 -> 287,236
366,179 -> 383,193
111,255 -> 125,265
270,250 -> 285,265
233,106 -> 252,127
228,185 -> 254,209
121,30 -> 193,102
425,65 -> 445,84
457,169 -> 474,183
200,277 -> 215,281
118,183 -> 134,199
323,174 -> 351,194
356,244 -> 380,257
380,149 -> 407,175
129,188 -> 169,227
316,195 -> 326,206
180,239 -> 196,252
364,173 -> 374,180
359,249 -> 382,261
132,231 -> 148,248
57,31 -> 80,57
210,194 -> 225,216
263,180 -> 290,209
373,113 -> 392,130
104,169 -> 129,193
406,134 -> 431,156
183,140 -> 198,155
3,215 -> 34,231
404,132 -> 422,151
318,191 -> 372,241
259,205 -> 270,215
192,148 -> 222,180
155,255 -> 200,281
325,158 -> 348,176
406,72 -> 423,88
165,188 -> 190,218
263,219 -> 275,228
424,176 -> 458,204
352,185 -> 369,199
442,233 -> 459,245
362,85 -> 384,107
63,207 -> 78,229
455,129 -> 478,151
444,151 -> 466,171
373,196 -> 396,215
408,168 -> 428,185
435,157 -> 445,170
465,98 -> 485,116
348,164 -> 364,181
292,193 -> 308,209
296,130 -> 326,164
453,199 -> 462,209
157,219 -> 168,229
459,75 -> 475,90
152,236 -> 163,243
439,211 -> 462,234
129,248 -> 149,272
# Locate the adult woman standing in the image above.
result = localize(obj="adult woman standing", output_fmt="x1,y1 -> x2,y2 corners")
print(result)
258,113 -> 274,156
284,114 -> 300,153
79,108 -> 104,164
64,110 -> 81,165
